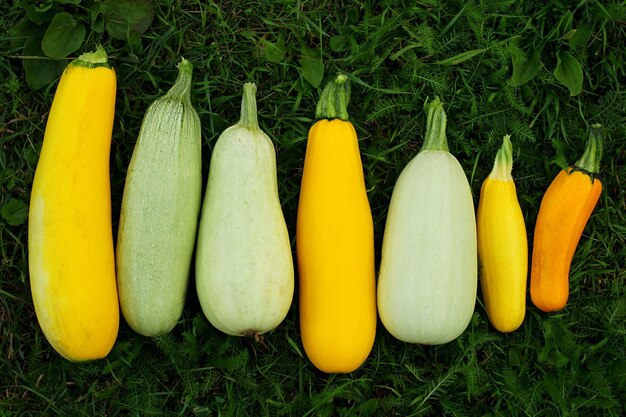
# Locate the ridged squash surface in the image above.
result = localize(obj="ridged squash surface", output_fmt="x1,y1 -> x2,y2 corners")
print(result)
116,59 -> 202,336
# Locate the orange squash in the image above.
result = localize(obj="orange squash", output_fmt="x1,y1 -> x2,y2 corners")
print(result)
530,125 -> 604,312
296,75 -> 376,373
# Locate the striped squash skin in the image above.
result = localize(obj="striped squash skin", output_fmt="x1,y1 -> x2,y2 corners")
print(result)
116,59 -> 202,336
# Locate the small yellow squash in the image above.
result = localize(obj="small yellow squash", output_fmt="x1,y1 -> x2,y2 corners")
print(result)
28,46 -> 119,361
477,135 -> 527,332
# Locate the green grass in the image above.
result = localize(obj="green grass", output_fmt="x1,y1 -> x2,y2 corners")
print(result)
1,0 -> 625,415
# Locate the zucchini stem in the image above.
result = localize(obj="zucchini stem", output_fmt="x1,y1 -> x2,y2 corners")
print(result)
315,74 -> 350,121
489,135 -> 514,181
71,45 -> 110,69
238,83 -> 259,131
165,58 -> 193,104
421,96 -> 449,152
574,124 -> 603,175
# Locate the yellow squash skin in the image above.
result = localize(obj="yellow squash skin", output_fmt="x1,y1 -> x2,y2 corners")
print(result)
530,125 -> 603,313
296,76 -> 376,373
477,136 -> 527,333
28,47 -> 119,361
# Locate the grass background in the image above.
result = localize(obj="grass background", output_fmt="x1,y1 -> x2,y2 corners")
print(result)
1,0 -> 625,415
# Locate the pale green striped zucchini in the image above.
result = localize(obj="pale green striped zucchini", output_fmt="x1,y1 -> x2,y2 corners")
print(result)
116,58 -> 202,337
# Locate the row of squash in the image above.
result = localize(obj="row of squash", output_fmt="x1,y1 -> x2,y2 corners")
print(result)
28,47 -> 603,373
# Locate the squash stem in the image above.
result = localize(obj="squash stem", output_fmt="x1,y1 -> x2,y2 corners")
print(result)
238,82 -> 259,131
315,74 -> 350,121
421,96 -> 449,152
574,124 -> 603,175
489,135 -> 514,181
71,45 -> 110,69
165,58 -> 193,104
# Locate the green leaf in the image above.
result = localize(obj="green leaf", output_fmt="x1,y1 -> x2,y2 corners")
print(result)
24,3 -> 56,25
102,0 -> 154,41
544,375 -> 568,411
569,25 -> 593,50
91,14 -> 105,33
262,38 -> 285,63
89,1 -> 105,33
10,17 -> 42,50
561,29 -> 577,41
42,12 -> 86,59
127,31 -> 143,49
546,11 -> 573,42
346,7 -> 360,24
58,0 -> 82,4
23,34 -> 66,90
556,11 -> 573,39
552,152 -> 569,170
23,145 -> 41,169
436,48 -> 485,65
554,50 -> 583,96
330,35 -> 348,52
1,199 -> 28,226
358,398 -> 378,415
508,45 -> 541,87
0,169 -> 14,188
299,53 -> 324,88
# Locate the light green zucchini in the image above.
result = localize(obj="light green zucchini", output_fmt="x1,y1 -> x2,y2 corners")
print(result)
116,58 -> 202,337
195,83 -> 294,337
377,97 -> 477,345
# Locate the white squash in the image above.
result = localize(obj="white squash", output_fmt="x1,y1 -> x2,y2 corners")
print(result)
377,97 -> 477,345
195,83 -> 294,337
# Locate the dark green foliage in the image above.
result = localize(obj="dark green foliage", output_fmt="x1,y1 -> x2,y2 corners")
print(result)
1,0 -> 625,415
8,0 -> 154,89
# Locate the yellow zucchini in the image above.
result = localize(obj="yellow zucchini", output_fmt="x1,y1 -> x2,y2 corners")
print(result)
28,46 -> 119,361
296,75 -> 376,372
477,135 -> 527,332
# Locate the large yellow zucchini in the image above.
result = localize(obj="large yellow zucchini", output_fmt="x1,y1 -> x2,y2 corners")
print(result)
296,75 -> 376,373
28,46 -> 119,361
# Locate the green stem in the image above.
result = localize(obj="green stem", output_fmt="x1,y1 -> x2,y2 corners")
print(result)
315,74 -> 351,121
489,134 -> 514,181
574,124 -> 603,175
71,45 -> 110,69
421,96 -> 449,152
165,58 -> 193,103
238,82 -> 259,131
